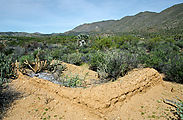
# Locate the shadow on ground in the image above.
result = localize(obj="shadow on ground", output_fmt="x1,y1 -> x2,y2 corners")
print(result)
0,85 -> 21,120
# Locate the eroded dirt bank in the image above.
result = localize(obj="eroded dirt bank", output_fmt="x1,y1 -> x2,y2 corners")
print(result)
2,67 -> 183,120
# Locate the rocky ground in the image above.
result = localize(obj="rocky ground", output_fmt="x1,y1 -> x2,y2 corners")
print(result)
1,63 -> 183,120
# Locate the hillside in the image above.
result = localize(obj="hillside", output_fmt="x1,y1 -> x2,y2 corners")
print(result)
67,3 -> 183,34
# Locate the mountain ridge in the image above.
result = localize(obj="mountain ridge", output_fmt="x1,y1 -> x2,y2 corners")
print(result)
66,3 -> 183,35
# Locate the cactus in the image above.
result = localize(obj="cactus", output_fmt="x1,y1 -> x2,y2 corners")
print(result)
23,51 -> 49,73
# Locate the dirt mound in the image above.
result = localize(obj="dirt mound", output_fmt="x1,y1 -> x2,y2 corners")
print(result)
58,68 -> 162,112
2,67 -> 183,120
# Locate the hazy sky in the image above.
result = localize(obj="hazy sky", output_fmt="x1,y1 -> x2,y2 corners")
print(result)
0,0 -> 182,33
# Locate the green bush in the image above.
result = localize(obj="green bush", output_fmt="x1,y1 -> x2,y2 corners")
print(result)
94,49 -> 141,81
62,52 -> 84,66
175,40 -> 183,49
145,37 -> 163,51
31,49 -> 54,63
19,54 -> 34,65
62,75 -> 83,88
162,55 -> 183,83
0,53 -> 16,86
89,50 -> 105,71
97,50 -> 127,80
92,37 -> 115,50
51,49 -> 63,59
51,46 -> 70,59
142,43 -> 183,83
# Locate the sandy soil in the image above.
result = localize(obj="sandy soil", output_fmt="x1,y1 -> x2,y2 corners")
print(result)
1,65 -> 183,120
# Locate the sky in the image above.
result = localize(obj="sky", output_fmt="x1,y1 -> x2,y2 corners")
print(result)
0,0 -> 182,34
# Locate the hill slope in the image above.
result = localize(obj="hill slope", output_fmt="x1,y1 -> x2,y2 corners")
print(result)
67,3 -> 183,34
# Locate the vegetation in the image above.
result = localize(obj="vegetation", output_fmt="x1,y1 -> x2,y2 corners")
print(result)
62,75 -> 84,88
0,52 -> 16,86
1,32 -> 183,84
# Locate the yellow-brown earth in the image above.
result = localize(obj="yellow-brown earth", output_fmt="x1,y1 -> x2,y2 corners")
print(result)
2,63 -> 183,120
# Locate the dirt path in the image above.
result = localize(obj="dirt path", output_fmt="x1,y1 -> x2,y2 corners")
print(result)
2,68 -> 183,120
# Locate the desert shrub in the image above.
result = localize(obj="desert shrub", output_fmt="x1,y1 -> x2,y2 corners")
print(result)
142,50 -> 165,71
19,54 -> 34,66
92,37 -> 115,50
32,49 -> 53,62
51,48 -> 66,59
62,52 -> 84,66
0,43 -> 5,52
145,37 -> 163,51
51,45 -> 75,59
96,50 -> 127,81
62,75 -> 83,88
113,36 -> 125,49
162,54 -> 183,83
40,50 -> 53,62
67,42 -> 79,53
88,50 -> 105,71
143,43 -> 173,69
95,49 -> 141,81
142,42 -> 183,83
81,53 -> 92,63
13,46 -> 25,56
2,47 -> 14,55
175,40 -> 183,49
49,61 -> 66,74
50,49 -> 61,59
78,46 -> 92,54
0,53 -> 16,86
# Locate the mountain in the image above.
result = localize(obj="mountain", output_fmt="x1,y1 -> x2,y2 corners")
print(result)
66,3 -> 183,35
0,32 -> 44,37
0,32 -> 65,37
